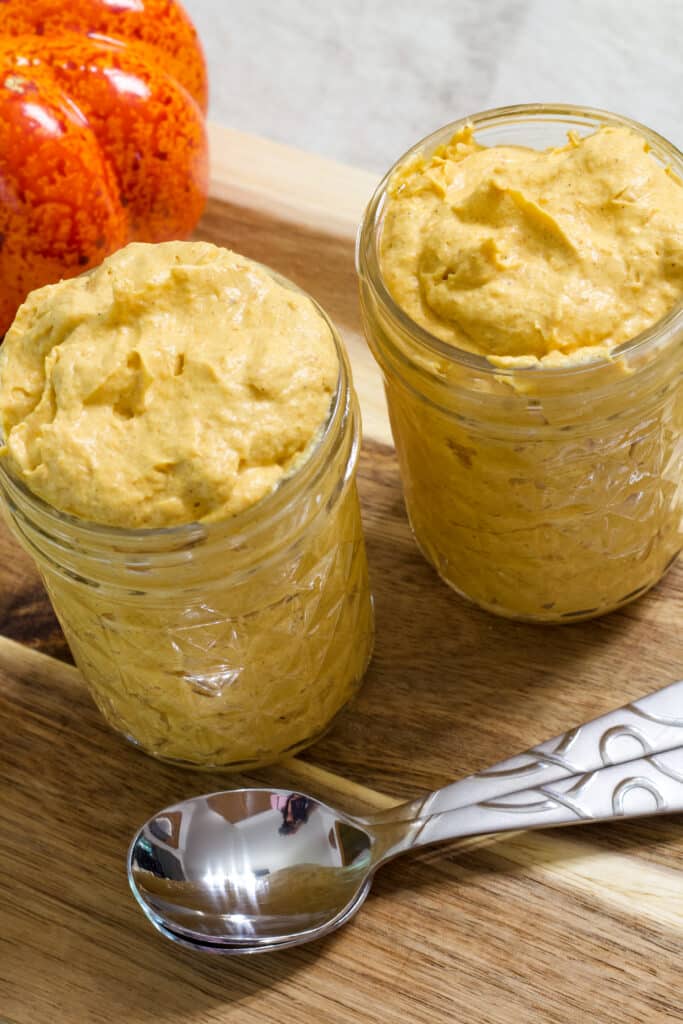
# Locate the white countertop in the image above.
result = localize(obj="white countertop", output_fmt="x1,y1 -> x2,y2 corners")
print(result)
184,0 -> 681,171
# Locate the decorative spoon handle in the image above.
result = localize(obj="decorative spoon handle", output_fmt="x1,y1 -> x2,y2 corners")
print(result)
392,745 -> 683,856
378,679 -> 683,823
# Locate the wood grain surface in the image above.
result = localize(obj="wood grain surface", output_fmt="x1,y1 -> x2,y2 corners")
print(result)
2,123 -> 683,1024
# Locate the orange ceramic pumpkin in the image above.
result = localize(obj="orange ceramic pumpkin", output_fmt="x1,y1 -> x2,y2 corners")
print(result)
0,0 -> 209,334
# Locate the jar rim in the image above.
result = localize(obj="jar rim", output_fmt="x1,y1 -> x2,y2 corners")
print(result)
0,264 -> 354,545
356,102 -> 683,378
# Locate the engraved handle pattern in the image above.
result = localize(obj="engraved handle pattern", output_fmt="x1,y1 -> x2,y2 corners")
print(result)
407,746 -> 683,851
410,679 -> 683,820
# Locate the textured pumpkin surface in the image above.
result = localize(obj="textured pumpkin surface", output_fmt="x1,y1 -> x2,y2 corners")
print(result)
0,0 -> 207,112
0,66 -> 129,334
0,0 -> 208,335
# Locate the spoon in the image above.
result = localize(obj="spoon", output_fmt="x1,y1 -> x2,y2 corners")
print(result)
128,678 -> 683,953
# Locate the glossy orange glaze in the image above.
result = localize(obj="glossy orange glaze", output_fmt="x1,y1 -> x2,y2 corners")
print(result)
0,66 -> 128,337
2,35 -> 208,243
0,0 -> 208,334
0,0 -> 208,112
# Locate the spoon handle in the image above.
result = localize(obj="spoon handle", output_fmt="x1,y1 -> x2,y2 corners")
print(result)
396,745 -> 683,855
383,678 -> 683,822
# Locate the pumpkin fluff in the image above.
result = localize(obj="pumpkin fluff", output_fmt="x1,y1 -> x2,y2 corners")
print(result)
381,126 -> 683,366
0,241 -> 339,527
0,0 -> 208,335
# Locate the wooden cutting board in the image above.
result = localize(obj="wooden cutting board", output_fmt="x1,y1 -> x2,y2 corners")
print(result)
2,123 -> 683,1024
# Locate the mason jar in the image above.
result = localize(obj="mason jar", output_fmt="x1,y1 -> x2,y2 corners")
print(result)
0,283 -> 373,769
357,104 -> 683,622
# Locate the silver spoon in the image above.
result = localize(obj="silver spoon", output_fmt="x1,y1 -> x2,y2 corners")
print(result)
128,679 -> 683,954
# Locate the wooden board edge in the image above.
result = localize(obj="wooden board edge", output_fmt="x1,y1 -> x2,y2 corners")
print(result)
207,122 -> 379,242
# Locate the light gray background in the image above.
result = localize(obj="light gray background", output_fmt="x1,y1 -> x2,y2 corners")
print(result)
184,0 -> 681,171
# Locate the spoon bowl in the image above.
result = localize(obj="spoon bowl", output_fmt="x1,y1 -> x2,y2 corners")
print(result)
128,789 -> 377,952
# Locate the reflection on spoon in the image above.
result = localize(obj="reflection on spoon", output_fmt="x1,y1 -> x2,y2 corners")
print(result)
130,789 -> 372,947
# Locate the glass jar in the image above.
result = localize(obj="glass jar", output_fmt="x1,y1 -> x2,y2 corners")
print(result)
357,104 -> 683,622
0,285 -> 373,769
